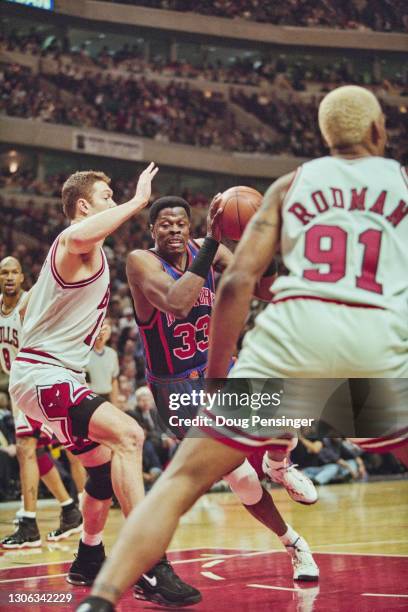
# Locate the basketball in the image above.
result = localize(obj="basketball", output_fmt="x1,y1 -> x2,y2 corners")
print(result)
220,186 -> 263,241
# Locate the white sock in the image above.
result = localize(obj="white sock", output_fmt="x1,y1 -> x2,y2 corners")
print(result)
22,511 -> 36,519
82,530 -> 103,546
60,497 -> 74,507
279,524 -> 299,547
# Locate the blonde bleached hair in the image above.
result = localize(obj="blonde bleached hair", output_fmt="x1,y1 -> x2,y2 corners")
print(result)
318,85 -> 382,148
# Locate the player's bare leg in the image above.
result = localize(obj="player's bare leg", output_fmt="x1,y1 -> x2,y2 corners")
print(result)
41,464 -> 73,503
16,437 -> 39,512
67,406 -> 145,588
77,444 -> 113,534
71,410 -> 204,604
67,445 -> 114,585
87,402 -> 145,514
82,435 -> 245,608
66,450 -> 86,497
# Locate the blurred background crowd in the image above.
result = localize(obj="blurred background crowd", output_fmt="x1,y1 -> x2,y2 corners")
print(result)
98,0 -> 407,32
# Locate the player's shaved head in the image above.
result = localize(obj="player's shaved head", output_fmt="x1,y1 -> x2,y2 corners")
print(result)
0,256 -> 22,272
318,85 -> 383,149
0,256 -> 24,296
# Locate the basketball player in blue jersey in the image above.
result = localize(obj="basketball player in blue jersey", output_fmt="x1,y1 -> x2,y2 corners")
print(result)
123,195 -> 318,594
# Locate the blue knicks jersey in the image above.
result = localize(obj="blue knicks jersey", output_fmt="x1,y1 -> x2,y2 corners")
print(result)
137,241 -> 216,376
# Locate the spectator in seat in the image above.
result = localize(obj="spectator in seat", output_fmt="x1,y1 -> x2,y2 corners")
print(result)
301,437 -> 367,485
86,318 -> 119,404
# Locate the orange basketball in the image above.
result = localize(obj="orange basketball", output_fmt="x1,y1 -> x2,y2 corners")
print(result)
220,186 -> 263,241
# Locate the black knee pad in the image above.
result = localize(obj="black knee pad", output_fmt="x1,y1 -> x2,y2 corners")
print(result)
69,394 -> 108,439
85,461 -> 113,500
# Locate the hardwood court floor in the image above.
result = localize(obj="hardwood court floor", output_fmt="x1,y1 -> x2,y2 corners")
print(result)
0,480 -> 407,611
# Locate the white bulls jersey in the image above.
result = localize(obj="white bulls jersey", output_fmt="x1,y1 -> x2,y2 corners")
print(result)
0,292 -> 26,374
17,233 -> 110,372
271,156 -> 408,314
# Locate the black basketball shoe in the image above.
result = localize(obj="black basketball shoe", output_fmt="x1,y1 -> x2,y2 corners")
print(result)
67,541 -> 106,586
1,517 -> 41,548
134,555 -> 202,607
47,504 -> 82,541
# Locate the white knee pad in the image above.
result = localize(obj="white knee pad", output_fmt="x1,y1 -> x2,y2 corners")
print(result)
223,459 -> 262,505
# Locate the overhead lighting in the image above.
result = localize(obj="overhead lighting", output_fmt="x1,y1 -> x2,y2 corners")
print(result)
9,160 -> 19,174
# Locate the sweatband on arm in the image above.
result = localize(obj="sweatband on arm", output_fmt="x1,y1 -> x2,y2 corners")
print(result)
188,237 -> 219,279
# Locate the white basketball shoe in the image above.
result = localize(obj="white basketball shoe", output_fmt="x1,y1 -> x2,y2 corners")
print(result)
262,454 -> 318,505
286,536 -> 319,581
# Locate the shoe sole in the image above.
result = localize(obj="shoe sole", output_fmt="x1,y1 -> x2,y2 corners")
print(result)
294,498 -> 318,505
134,587 -> 202,607
1,539 -> 42,549
46,524 -> 83,542
66,575 -> 94,586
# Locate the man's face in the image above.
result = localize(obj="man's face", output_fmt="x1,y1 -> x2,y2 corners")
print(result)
96,321 -> 112,346
152,207 -> 190,256
138,392 -> 154,412
0,260 -> 24,296
87,180 -> 116,215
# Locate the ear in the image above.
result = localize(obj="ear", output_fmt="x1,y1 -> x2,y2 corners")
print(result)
20,273 -> 25,285
370,120 -> 380,145
77,198 -> 90,216
150,223 -> 155,239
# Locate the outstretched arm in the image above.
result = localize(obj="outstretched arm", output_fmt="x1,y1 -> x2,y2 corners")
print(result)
206,172 -> 294,379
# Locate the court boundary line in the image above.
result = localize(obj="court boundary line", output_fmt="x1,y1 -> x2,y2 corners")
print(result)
362,593 -> 408,598
0,546 -> 407,574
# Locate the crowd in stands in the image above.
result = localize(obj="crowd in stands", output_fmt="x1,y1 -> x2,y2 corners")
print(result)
98,0 -> 408,32
2,26 -> 407,94
230,89 -> 408,161
1,63 -> 406,162
0,168 -> 211,210
0,63 -> 273,154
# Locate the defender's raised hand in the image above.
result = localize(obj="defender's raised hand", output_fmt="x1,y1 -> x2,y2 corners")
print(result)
134,162 -> 159,206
